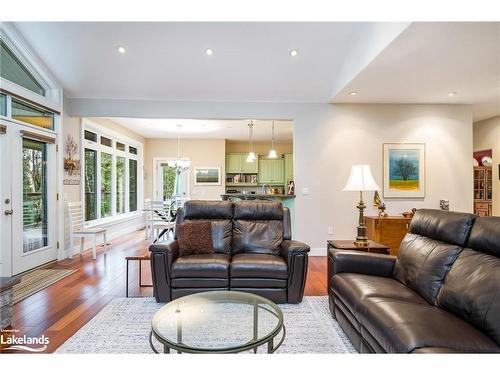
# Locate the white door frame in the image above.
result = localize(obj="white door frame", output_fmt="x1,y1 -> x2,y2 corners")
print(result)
2,119 -> 58,275
152,157 -> 191,201
0,121 -> 12,278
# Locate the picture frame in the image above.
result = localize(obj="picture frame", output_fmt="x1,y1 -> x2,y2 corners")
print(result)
194,166 -> 222,186
383,143 -> 426,198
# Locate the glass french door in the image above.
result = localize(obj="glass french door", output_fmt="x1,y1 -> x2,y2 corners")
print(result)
1,119 -> 57,276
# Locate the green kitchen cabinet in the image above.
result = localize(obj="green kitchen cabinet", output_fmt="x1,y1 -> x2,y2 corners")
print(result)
258,158 -> 285,184
226,153 -> 259,174
284,153 -> 294,183
226,154 -> 242,173
241,155 -> 258,173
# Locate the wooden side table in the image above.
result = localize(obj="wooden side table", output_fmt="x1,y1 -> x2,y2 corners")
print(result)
126,254 -> 152,298
327,240 -> 390,255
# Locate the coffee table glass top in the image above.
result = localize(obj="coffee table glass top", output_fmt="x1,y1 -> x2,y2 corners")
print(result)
151,291 -> 284,353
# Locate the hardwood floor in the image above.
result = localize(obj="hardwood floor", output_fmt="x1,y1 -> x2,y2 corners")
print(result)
3,230 -> 327,353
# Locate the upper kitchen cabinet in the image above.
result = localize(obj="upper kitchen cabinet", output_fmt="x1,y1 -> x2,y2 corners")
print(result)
226,153 -> 259,173
259,158 -> 285,184
284,153 -> 294,183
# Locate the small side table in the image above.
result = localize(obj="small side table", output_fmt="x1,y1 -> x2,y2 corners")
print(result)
327,240 -> 390,255
126,254 -> 152,298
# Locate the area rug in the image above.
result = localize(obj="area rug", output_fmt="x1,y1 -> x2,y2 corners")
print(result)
56,296 -> 356,354
13,269 -> 77,304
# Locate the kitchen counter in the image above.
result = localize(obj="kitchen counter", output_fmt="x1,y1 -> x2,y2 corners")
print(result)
221,193 -> 295,200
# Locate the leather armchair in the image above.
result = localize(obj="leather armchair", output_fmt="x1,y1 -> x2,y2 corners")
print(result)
150,200 -> 310,304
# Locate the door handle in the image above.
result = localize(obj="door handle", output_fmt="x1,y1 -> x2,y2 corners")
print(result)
4,209 -> 13,215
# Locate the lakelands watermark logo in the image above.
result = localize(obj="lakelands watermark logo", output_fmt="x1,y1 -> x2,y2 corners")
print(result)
1,329 -> 49,352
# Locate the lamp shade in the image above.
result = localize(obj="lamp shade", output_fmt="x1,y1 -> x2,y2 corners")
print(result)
343,164 -> 380,192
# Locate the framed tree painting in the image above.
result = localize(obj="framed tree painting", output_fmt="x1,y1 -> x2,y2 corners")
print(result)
383,143 -> 425,198
194,167 -> 222,186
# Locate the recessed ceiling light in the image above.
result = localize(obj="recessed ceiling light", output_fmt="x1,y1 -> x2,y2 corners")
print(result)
206,48 -> 213,56
290,49 -> 298,57
448,91 -> 457,96
349,91 -> 358,96
117,46 -> 126,54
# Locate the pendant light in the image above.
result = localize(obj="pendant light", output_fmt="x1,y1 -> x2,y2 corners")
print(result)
167,125 -> 191,173
268,120 -> 277,158
246,121 -> 256,162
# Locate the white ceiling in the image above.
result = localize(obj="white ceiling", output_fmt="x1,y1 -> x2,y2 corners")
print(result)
10,22 -> 500,120
107,118 -> 293,141
332,22 -> 500,121
12,22 -> 361,102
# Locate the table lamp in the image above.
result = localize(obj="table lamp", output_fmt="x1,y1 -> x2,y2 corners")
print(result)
343,165 -> 380,246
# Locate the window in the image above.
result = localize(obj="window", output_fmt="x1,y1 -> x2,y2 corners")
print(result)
116,156 -> 126,214
84,130 -> 97,142
84,149 -> 97,221
12,99 -> 55,130
0,39 -> 45,96
82,123 -> 142,223
22,138 -> 48,253
0,94 -> 6,116
129,159 -> 137,212
101,136 -> 112,147
101,152 -> 112,218
116,142 -> 126,151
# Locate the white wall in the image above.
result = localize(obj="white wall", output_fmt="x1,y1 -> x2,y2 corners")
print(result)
66,99 -> 474,251
473,115 -> 500,215
144,138 -> 226,200
62,105 -> 147,255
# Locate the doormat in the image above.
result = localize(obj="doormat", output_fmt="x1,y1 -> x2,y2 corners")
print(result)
13,268 -> 77,304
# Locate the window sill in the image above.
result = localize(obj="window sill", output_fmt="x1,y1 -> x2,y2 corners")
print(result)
85,211 -> 144,229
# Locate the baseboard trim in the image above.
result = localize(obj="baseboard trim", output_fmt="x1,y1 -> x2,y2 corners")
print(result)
309,247 -> 326,257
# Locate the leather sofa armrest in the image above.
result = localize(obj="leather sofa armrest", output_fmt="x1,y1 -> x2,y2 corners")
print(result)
280,240 -> 310,303
328,248 -> 396,279
280,239 -> 310,260
149,240 -> 179,302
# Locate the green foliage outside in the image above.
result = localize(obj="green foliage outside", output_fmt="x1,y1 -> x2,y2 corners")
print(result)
162,165 -> 176,199
101,152 -> 112,217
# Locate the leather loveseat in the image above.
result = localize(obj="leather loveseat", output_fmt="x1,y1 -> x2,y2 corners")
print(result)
150,200 -> 310,304
328,209 -> 500,353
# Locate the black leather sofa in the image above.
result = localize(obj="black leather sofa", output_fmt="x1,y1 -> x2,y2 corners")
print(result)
150,200 -> 310,304
328,209 -> 500,353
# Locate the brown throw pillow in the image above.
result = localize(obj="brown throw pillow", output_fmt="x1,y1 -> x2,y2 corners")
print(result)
176,221 -> 214,257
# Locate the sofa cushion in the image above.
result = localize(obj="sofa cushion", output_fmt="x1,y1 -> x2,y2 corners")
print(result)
234,200 -> 283,220
182,200 -> 233,220
230,253 -> 288,279
437,248 -> 500,347
393,233 -> 462,304
176,221 -> 214,257
331,273 -> 428,316
232,220 -> 283,254
467,216 -> 500,257
182,219 -> 232,254
171,254 -> 230,279
357,297 -> 500,353
409,209 -> 475,247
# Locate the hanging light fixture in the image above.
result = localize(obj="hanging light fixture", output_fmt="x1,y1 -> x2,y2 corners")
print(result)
268,120 -> 277,158
167,125 -> 191,173
246,121 -> 256,162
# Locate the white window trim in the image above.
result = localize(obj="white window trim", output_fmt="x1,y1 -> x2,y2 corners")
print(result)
81,118 -> 144,227
0,24 -> 62,111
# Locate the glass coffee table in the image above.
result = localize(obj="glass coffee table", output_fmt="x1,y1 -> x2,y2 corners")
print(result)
149,291 -> 285,354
